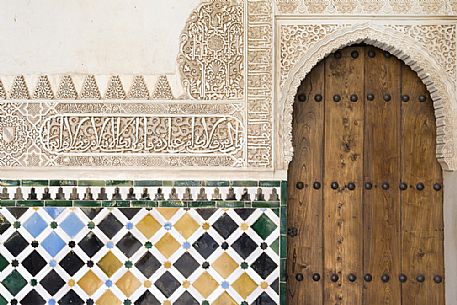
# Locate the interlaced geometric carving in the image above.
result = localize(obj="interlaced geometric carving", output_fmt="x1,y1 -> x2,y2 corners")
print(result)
178,0 -> 244,100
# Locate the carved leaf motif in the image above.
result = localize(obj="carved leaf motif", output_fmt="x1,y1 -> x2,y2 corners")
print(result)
80,75 -> 101,99
9,76 -> 30,100
0,80 -> 5,99
56,75 -> 78,99
151,76 -> 174,100
33,75 -> 54,99
105,75 -> 126,100
128,75 -> 149,99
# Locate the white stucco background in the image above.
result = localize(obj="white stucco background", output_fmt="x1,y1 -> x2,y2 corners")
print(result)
0,0 -> 199,75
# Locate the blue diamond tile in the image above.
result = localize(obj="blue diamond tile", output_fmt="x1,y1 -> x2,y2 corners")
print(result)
23,213 -> 47,238
60,213 -> 84,238
42,232 -> 66,257
45,208 -> 65,219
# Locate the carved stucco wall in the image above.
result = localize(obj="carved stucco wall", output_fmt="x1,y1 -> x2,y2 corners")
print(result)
0,0 -> 456,178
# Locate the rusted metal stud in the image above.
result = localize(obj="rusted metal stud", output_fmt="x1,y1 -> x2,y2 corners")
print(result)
367,93 -> 375,101
330,274 -> 339,282
348,274 -> 357,282
434,275 -> 443,284
331,182 -> 339,190
296,273 -> 304,281
433,183 -> 442,191
419,95 -> 427,102
333,95 -> 341,102
364,182 -> 373,190
383,94 -> 391,102
350,94 -> 358,102
364,274 -> 373,282
312,273 -> 321,282
314,94 -> 323,102
368,50 -> 376,58
384,51 -> 391,58
416,274 -> 425,283
351,50 -> 359,59
296,182 -> 304,189
381,274 -> 390,283
399,274 -> 408,283
401,95 -> 410,102
399,182 -> 408,191
298,94 -> 307,102
382,182 -> 390,190
313,182 -> 321,190
416,183 -> 425,191
347,182 -> 356,190
334,51 -> 342,59
287,227 -> 298,237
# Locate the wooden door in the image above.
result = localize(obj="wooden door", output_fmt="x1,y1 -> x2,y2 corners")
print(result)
287,45 -> 445,305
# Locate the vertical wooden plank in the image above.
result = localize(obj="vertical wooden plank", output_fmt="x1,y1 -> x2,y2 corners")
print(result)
362,48 -> 402,305
323,47 -> 364,305
401,65 -> 445,305
287,60 -> 325,305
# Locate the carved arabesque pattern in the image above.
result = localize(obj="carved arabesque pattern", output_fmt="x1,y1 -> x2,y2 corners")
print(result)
280,23 -> 457,171
178,0 -> 244,100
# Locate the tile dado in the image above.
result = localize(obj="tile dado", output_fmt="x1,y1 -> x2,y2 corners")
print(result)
0,207 -> 281,305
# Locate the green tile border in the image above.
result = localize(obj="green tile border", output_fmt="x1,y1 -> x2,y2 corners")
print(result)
0,180 -> 20,187
21,180 -> 49,187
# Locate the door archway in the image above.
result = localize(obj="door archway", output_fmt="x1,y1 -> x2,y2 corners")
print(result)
287,45 -> 444,305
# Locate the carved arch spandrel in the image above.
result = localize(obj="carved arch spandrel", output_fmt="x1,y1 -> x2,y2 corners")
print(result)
279,22 -> 457,171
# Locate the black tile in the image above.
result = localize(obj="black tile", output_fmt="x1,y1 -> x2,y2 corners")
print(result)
193,232 -> 218,259
120,208 -> 141,219
59,251 -> 84,276
20,290 -> 45,305
117,232 -> 142,257
271,279 -> 279,294
251,292 -> 275,305
213,213 -> 238,239
78,232 -> 103,257
174,252 -> 199,278
98,213 -> 123,239
196,208 -> 217,220
58,290 -> 84,305
234,208 -> 255,220
7,208 -> 28,219
135,252 -> 161,278
40,270 -> 65,295
22,250 -> 46,276
155,271 -> 180,298
251,253 -> 277,280
0,212 -> 10,234
80,208 -> 102,220
232,233 -> 257,259
134,290 -> 160,305
4,231 -> 29,256
174,291 -> 199,305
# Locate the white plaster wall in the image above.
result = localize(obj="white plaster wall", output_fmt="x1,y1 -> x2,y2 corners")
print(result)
444,171 -> 457,305
0,0 -> 200,75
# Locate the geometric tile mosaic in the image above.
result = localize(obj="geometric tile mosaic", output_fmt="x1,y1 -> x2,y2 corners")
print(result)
0,207 -> 280,305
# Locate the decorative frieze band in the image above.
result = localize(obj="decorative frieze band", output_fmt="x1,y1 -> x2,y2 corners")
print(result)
0,75 -> 180,100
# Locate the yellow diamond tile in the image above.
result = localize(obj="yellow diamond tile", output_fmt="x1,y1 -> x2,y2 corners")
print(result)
136,214 -> 161,238
193,272 -> 219,298
232,273 -> 258,299
155,232 -> 180,258
213,252 -> 239,278
157,208 -> 179,220
97,251 -> 122,277
213,292 -> 238,305
96,290 -> 121,305
78,270 -> 102,296
116,271 -> 141,297
175,213 -> 199,239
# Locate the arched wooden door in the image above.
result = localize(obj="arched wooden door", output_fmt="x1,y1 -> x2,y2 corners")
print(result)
287,45 -> 445,305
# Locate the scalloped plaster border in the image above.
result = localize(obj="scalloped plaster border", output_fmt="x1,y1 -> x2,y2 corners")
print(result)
279,22 -> 457,171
